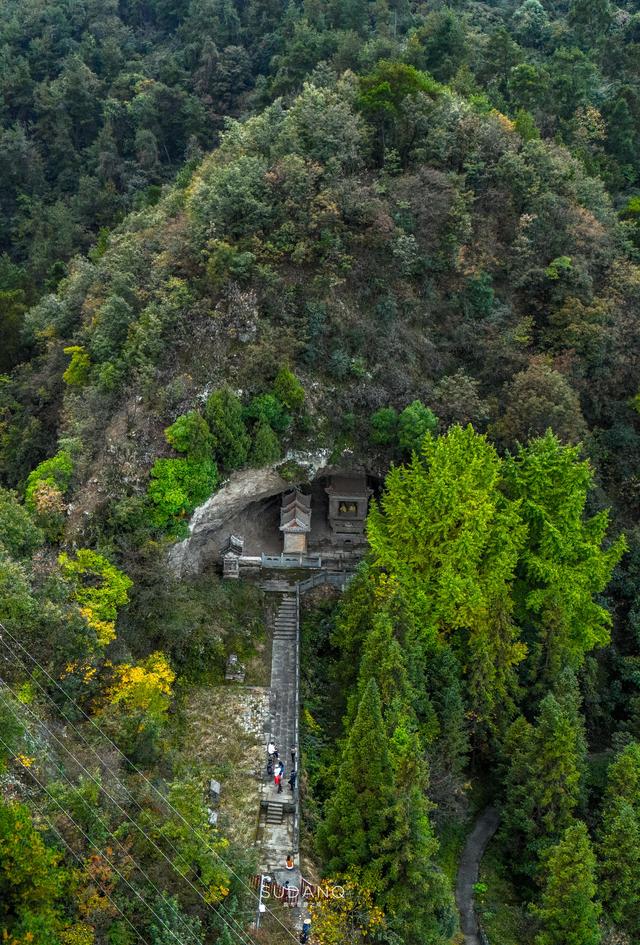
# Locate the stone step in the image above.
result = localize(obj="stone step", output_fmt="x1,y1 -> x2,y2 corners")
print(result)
261,583 -> 300,866
266,802 -> 284,824
261,580 -> 295,591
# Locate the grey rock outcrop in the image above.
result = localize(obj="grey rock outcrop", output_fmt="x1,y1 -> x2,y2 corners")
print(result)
166,448 -> 363,576
167,466 -> 289,577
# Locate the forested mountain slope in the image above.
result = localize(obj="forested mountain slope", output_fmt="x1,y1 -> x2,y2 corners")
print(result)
5,66 -> 640,531
2,2 -> 640,944
3,0 -> 640,359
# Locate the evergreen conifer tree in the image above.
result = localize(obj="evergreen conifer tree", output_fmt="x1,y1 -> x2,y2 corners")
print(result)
598,742 -> 640,935
504,432 -> 625,689
350,609 -> 414,733
599,800 -> 640,935
502,693 -> 583,877
249,420 -> 281,466
205,387 -> 250,470
317,679 -> 393,880
532,821 -> 601,945
367,424 -> 527,729
380,725 -> 455,944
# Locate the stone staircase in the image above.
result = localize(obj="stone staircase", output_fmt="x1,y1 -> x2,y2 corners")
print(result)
265,800 -> 285,825
258,590 -> 300,873
270,593 -> 298,756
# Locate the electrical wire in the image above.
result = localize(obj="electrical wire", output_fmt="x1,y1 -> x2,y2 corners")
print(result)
0,686 -> 206,945
0,732 -> 190,945
0,680 -> 256,945
19,790 -> 152,945
0,620 -> 298,942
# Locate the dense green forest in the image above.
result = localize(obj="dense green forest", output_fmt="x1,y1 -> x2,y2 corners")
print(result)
2,0 -> 640,943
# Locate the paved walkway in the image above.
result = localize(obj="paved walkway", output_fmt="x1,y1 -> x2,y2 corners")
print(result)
258,587 -> 300,880
455,806 -> 500,945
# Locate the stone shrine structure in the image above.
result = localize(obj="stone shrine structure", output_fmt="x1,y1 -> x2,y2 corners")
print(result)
325,473 -> 372,547
279,490 -> 312,554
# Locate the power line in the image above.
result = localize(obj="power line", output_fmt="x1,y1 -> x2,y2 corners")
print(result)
0,664 -> 257,945
0,620 -> 297,943
0,686 -> 205,945
0,732 -> 190,945
0,679 -> 255,945
22,791 -> 152,945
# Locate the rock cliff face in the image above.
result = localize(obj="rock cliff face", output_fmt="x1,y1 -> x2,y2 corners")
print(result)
167,450 -> 334,576
167,466 -> 289,576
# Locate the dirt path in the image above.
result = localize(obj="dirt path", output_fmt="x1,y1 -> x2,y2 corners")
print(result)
455,806 -> 500,945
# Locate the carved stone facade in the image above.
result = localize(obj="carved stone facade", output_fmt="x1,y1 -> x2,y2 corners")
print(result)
325,473 -> 372,546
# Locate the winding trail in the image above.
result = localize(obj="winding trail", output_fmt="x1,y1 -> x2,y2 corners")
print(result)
455,806 -> 500,945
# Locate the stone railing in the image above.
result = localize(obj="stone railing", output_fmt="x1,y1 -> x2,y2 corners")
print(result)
261,553 -> 323,569
297,570 -> 354,594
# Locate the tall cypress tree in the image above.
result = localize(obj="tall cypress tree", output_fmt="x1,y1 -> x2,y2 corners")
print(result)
502,693 -> 583,877
349,609 -> 414,734
331,564 -> 377,694
602,741 -> 640,807
532,822 -> 601,945
504,431 -> 625,690
317,679 -> 393,879
380,724 -> 455,944
599,742 -> 640,936
599,800 -> 640,936
367,424 -> 527,730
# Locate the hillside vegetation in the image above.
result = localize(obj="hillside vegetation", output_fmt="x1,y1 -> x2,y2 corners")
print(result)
2,1 -> 640,944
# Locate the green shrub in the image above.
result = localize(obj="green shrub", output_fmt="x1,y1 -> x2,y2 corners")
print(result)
277,460 -> 309,482
97,361 -> 125,392
25,451 -> 73,509
464,272 -> 494,318
62,346 -> 91,386
0,490 -> 43,559
328,350 -> 350,380
397,400 -> 438,453
245,393 -> 291,434
205,388 -> 250,470
273,366 -> 305,411
370,407 -> 399,446
250,421 -> 282,466
164,411 -> 213,459
148,458 -> 218,532
545,256 -> 573,280
207,240 -> 256,288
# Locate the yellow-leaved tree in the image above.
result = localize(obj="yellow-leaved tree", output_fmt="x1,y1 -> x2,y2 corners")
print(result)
59,549 -> 133,647
101,651 -> 176,755
308,878 -> 385,945
106,651 -> 175,729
